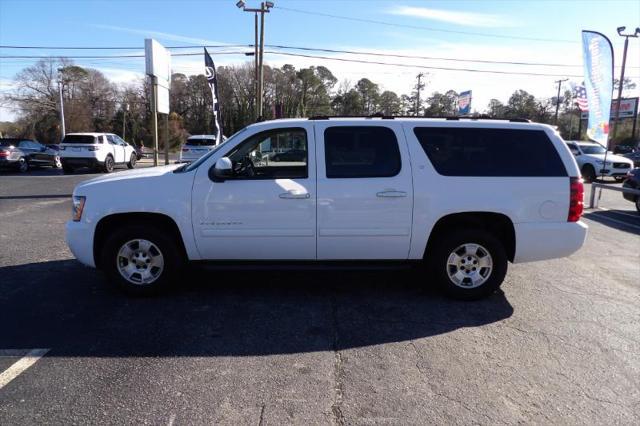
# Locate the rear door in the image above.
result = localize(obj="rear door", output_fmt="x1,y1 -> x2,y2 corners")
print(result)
315,123 -> 414,259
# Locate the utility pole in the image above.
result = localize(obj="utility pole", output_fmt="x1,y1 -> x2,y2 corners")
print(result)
415,73 -> 425,116
612,26 -> 639,140
554,78 -> 568,124
237,1 -> 274,121
122,103 -> 129,140
57,68 -> 66,139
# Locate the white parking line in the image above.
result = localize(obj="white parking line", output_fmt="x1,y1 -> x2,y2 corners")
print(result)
0,349 -> 50,389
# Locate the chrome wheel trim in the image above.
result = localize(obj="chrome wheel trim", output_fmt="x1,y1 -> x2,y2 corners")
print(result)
18,158 -> 28,172
54,156 -> 62,168
116,239 -> 164,285
446,243 -> 493,289
105,157 -> 114,172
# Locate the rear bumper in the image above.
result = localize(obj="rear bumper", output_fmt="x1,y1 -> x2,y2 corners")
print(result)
61,158 -> 102,168
513,221 -> 588,263
66,220 -> 96,267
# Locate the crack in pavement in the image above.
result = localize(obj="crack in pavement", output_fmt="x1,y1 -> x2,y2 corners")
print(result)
329,293 -> 345,426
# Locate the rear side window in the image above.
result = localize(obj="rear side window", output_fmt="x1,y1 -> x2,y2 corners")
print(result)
413,127 -> 567,177
324,126 -> 401,178
62,135 -> 97,144
186,138 -> 216,146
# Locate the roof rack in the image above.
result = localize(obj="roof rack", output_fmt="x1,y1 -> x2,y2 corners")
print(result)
307,114 -> 531,123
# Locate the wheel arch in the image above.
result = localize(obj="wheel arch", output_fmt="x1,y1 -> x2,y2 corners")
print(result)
424,211 -> 516,262
93,212 -> 188,269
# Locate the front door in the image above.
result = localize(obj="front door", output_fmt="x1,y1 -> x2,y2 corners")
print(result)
107,135 -> 126,163
191,125 -> 316,260
315,123 -> 414,259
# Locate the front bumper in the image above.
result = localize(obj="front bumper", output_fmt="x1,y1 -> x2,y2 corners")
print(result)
513,221 -> 588,263
66,220 -> 96,267
597,166 -> 633,177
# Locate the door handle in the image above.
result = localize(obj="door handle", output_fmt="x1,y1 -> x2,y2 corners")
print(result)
279,191 -> 310,199
376,190 -> 407,198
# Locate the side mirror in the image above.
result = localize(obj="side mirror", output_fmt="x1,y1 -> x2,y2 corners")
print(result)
209,157 -> 233,182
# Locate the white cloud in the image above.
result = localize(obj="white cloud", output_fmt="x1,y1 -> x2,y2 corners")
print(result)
390,6 -> 516,28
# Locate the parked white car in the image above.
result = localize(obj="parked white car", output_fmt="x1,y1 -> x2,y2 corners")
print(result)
59,133 -> 137,174
565,140 -> 633,182
178,135 -> 218,163
66,118 -> 587,299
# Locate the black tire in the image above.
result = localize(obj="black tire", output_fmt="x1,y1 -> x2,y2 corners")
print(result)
103,155 -> 114,173
17,157 -> 29,173
635,197 -> 640,213
127,153 -> 137,169
581,164 -> 596,183
428,228 -> 508,300
100,225 -> 184,296
62,164 -> 75,174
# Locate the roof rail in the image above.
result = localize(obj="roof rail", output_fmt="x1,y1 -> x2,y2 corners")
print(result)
307,114 -> 531,123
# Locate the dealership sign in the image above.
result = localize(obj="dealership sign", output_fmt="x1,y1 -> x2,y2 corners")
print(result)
580,97 -> 638,120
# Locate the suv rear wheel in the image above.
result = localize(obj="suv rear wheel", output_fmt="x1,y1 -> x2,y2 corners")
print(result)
17,157 -> 28,173
101,225 -> 183,295
429,228 -> 508,300
103,155 -> 114,173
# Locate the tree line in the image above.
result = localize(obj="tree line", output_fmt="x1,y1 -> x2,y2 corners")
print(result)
1,57 -> 637,147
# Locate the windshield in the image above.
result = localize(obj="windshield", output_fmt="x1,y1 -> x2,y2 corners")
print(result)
186,138 -> 216,146
178,128 -> 248,173
579,144 -> 607,155
63,135 -> 98,144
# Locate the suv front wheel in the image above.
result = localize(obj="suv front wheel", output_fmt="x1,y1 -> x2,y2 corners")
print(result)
101,225 -> 183,295
429,228 -> 508,300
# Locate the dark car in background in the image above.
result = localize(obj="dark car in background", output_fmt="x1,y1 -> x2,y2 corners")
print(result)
622,168 -> 640,213
0,138 -> 61,172
623,150 -> 640,168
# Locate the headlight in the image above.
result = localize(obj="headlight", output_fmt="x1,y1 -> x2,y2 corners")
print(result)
72,196 -> 86,222
594,160 -> 611,165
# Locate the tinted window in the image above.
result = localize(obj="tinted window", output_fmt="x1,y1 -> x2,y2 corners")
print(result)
579,144 -> 606,155
225,128 -> 307,179
186,138 -> 216,146
414,127 -> 567,177
62,135 -> 97,144
324,126 -> 401,178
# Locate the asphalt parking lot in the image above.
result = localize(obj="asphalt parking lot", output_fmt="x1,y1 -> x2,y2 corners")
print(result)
1,167 -> 639,424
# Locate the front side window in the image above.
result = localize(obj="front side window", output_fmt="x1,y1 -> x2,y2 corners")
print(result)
567,143 -> 580,155
224,128 -> 308,179
414,127 -> 567,177
324,126 -> 401,178
579,144 -> 606,155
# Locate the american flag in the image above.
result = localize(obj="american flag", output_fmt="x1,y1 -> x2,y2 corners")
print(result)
573,84 -> 588,111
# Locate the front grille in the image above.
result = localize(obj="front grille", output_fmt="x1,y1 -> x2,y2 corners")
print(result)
613,162 -> 630,169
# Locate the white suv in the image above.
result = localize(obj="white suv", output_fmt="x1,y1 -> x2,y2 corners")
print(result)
565,140 -> 633,182
60,133 -> 137,174
66,118 -> 587,300
178,135 -> 218,163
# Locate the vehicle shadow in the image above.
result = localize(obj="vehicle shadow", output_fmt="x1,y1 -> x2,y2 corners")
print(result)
583,209 -> 640,235
0,260 -> 514,357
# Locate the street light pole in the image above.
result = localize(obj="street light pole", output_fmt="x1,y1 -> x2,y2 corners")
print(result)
57,68 -> 66,139
237,1 -> 273,121
554,78 -> 568,124
611,26 -> 639,140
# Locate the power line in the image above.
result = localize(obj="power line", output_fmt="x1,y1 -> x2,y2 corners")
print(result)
1,50 -> 639,79
274,6 -> 579,44
2,43 -> 639,69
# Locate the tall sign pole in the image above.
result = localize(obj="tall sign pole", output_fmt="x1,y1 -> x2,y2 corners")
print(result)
145,39 -> 171,167
612,27 -> 639,140
554,78 -> 568,124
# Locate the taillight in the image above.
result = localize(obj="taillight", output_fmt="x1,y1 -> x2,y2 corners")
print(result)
0,150 -> 8,158
568,177 -> 584,222
182,148 -> 189,152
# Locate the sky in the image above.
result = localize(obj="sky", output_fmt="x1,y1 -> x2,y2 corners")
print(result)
1,0 -> 639,121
